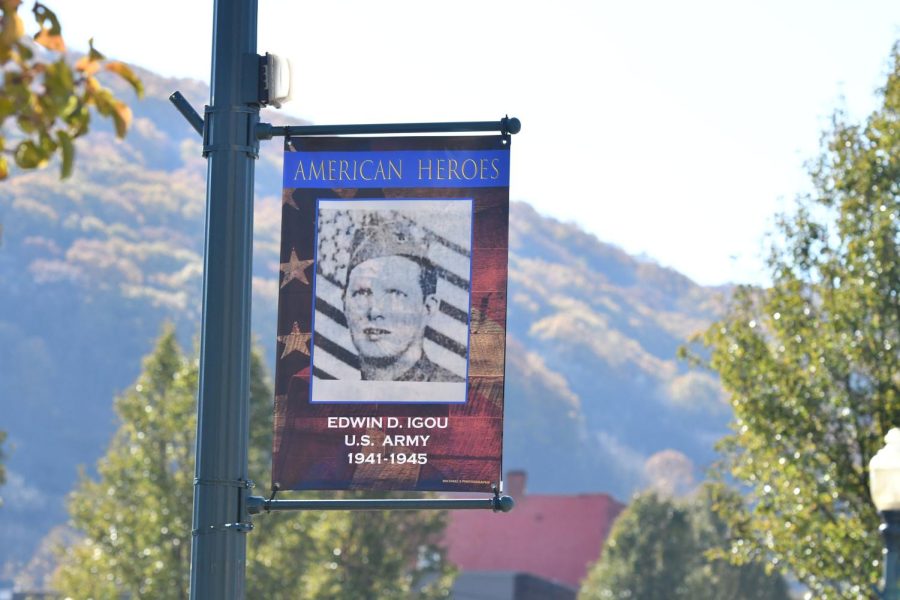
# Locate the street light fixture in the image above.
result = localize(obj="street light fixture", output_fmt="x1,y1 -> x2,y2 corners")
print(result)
263,53 -> 292,108
869,428 -> 900,600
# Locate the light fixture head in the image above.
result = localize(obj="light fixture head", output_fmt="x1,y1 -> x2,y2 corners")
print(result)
263,52 -> 292,108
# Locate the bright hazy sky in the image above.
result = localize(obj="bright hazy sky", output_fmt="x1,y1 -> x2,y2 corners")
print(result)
35,0 -> 900,286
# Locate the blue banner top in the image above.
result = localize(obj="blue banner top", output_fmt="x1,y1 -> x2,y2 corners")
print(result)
283,149 -> 510,189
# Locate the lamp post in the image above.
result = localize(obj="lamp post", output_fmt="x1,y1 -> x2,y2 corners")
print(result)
869,428 -> 900,600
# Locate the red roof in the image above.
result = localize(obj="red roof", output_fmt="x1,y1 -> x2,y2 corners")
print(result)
443,472 -> 625,589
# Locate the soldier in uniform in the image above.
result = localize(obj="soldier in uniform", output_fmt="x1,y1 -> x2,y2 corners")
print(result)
342,219 -> 463,383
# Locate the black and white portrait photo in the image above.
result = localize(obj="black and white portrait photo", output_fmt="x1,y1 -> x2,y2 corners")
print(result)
310,198 -> 473,403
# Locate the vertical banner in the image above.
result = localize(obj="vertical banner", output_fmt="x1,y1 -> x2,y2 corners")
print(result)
272,135 -> 510,492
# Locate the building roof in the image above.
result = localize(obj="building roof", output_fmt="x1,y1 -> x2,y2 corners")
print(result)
443,471 -> 625,589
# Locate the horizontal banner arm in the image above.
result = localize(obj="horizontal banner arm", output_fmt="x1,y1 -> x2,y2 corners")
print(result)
257,117 -> 521,139
246,494 -> 515,515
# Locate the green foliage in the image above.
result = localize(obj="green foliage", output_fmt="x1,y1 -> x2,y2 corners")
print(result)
244,343 -> 454,600
578,489 -> 789,600
247,497 -> 454,600
579,492 -> 694,599
0,1 -> 142,180
53,325 -> 195,598
53,329 -> 454,599
689,44 -> 900,599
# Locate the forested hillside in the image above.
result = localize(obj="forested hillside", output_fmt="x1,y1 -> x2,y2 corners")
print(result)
0,67 -> 728,574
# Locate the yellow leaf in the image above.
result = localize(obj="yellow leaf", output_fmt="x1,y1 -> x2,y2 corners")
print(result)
90,87 -> 113,116
0,11 -> 24,45
34,28 -> 64,52
84,75 -> 101,96
0,155 -> 7,180
105,61 -> 144,99
75,56 -> 100,76
111,100 -> 131,138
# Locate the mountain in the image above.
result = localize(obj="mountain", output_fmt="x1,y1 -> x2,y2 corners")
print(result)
0,66 -> 729,574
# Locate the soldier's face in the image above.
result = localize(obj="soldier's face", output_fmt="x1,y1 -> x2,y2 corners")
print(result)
344,256 -> 432,362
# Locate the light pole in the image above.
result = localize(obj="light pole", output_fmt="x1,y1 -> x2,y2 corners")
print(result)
189,0 -> 258,597
869,428 -> 900,600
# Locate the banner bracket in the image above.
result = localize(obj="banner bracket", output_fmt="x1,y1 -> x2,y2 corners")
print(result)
194,477 -> 255,489
246,494 -> 515,515
170,91 -> 520,143
256,116 -> 521,140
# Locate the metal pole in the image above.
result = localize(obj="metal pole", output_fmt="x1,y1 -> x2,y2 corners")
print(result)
882,511 -> 900,600
189,0 -> 258,598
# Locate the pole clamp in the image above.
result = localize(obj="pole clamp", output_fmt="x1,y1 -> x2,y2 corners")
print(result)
191,522 -> 254,536
202,105 -> 260,159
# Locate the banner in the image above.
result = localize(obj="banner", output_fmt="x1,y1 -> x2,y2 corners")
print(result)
272,135 -> 510,492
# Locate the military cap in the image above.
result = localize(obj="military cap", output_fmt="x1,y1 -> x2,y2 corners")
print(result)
347,217 -> 429,275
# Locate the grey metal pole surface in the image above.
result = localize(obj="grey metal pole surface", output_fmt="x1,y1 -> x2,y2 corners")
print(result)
882,511 -> 900,600
189,0 -> 259,598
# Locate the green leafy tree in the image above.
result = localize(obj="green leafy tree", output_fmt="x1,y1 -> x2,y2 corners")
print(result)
53,326 -> 195,598
244,343 -> 454,600
0,0 -> 143,180
578,489 -> 790,600
246,497 -> 453,600
54,329 -> 454,599
580,492 -> 694,599
687,44 -> 900,599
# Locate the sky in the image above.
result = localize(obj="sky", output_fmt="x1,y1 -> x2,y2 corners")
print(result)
33,0 -> 900,286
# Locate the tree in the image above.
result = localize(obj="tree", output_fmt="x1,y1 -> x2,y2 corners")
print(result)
53,326 -> 195,598
579,492 -> 694,600
245,342 -> 454,600
246,489 -> 454,600
54,329 -> 454,599
578,489 -> 790,600
0,1 -> 142,180
687,45 -> 900,599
